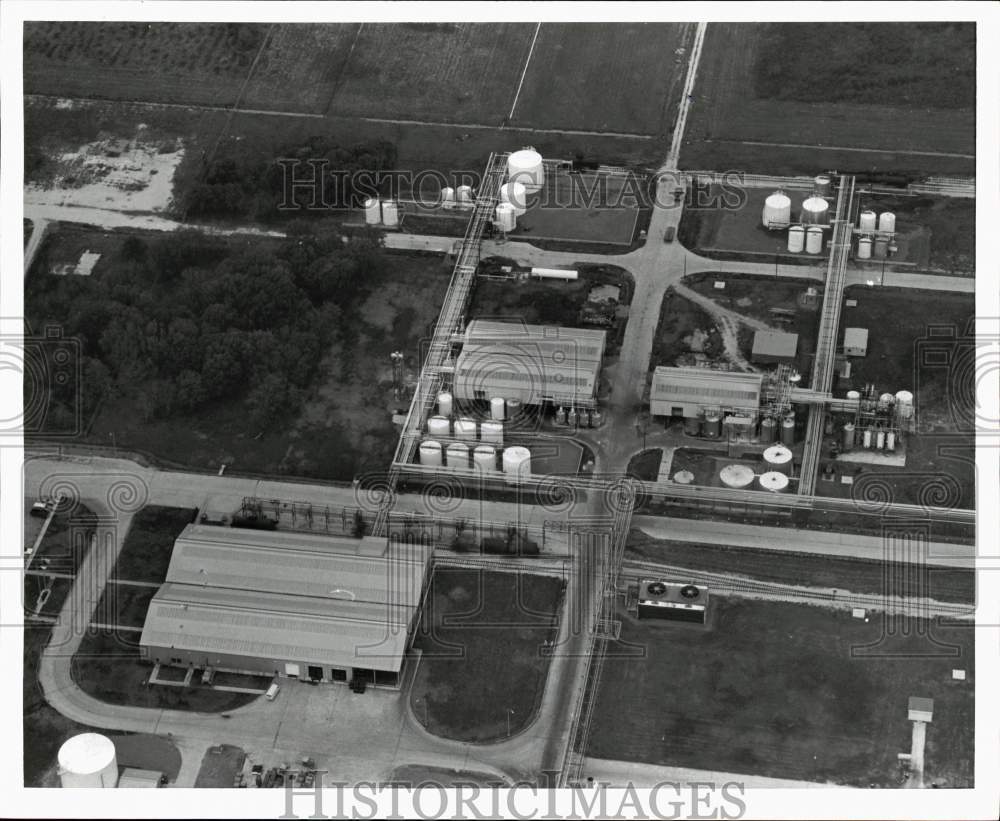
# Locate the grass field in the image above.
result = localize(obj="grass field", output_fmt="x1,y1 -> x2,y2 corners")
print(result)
410,568 -> 564,742
681,23 -> 975,176
111,505 -> 197,584
587,598 -> 974,786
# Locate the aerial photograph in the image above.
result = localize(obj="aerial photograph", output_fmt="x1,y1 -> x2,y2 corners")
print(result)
4,3 -> 997,819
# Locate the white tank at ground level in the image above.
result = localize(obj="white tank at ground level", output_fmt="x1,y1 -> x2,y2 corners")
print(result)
419,440 -> 443,467
507,149 -> 544,191
381,200 -> 399,227
58,733 -> 118,788
859,210 -> 877,233
494,202 -> 516,232
363,197 -> 381,225
787,225 -> 805,253
878,212 -> 896,234
806,226 -> 823,254
800,196 -> 830,224
762,191 -> 791,229
500,181 -> 528,215
502,446 -> 532,481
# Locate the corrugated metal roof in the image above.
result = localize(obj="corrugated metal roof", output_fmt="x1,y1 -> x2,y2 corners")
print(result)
652,367 -> 761,397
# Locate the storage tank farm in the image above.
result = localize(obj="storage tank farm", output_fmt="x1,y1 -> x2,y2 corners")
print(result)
834,384 -> 909,455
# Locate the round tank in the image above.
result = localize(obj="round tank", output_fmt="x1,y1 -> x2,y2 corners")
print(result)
846,390 -> 861,401
703,412 -> 721,439
863,429 -> 873,449
842,423 -> 855,451
507,149 -> 544,191
454,418 -> 477,440
787,225 -> 805,253
759,416 -> 777,443
57,733 -> 118,788
876,429 -> 886,450
879,392 -> 895,410
886,431 -> 896,451
457,184 -> 474,206
800,196 -> 830,225
490,397 -> 506,421
758,471 -> 790,493
446,442 -> 469,468
813,175 -> 832,197
363,196 -> 381,225
719,464 -> 755,489
500,181 -> 528,215
673,470 -> 695,485
437,391 -> 453,418
427,415 -> 451,437
440,186 -> 456,209
894,390 -> 914,420
494,202 -> 517,232
473,444 -> 497,471
878,212 -> 896,234
859,209 -> 877,233
502,446 -> 532,482
555,406 -> 566,425
506,398 -> 523,423
761,191 -> 792,229
857,237 -> 872,260
381,200 -> 399,228
480,420 -> 504,445
763,444 -> 793,475
805,226 -> 823,254
780,416 -> 796,446
419,440 -> 443,467
683,415 -> 701,436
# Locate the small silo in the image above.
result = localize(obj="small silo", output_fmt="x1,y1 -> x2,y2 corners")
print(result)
454,418 -> 477,441
363,196 -> 381,225
502,446 -> 532,483
419,440 -> 443,467
683,415 -> 701,436
427,415 -> 451,438
787,225 -> 805,253
437,391 -> 453,418
805,226 -> 823,254
800,196 -> 830,225
494,202 -> 517,232
507,148 -> 545,191
763,444 -> 793,475
813,175 -> 832,197
758,471 -> 790,493
473,444 -> 497,471
490,397 -> 506,421
842,422 -> 855,451
57,733 -> 118,788
759,416 -> 777,443
761,191 -> 792,229
858,210 -> 877,233
440,186 -> 456,209
857,237 -> 872,260
446,442 -> 469,469
457,185 -> 474,206
500,181 -> 528,216
878,212 -> 896,234
703,412 -> 722,439
673,470 -> 695,485
381,200 -> 399,228
480,420 -> 504,445
780,414 -> 796,446
894,390 -> 914,421
719,464 -> 755,489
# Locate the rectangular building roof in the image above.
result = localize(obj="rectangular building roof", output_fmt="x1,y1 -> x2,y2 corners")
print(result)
844,327 -> 869,348
651,367 -> 762,408
751,330 -> 799,359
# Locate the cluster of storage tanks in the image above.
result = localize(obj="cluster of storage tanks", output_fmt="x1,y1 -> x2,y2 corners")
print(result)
494,149 -> 543,232
761,176 -> 833,255
363,197 -> 399,228
675,457 -> 793,494
838,389 -> 912,452
683,410 -> 796,447
553,405 -> 602,428
438,185 -> 476,210
855,209 -> 896,260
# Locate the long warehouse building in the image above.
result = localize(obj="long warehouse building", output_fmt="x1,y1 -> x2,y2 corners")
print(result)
650,366 -> 763,419
138,525 -> 431,688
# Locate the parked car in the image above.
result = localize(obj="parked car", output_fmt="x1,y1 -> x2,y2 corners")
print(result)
663,226 -> 676,243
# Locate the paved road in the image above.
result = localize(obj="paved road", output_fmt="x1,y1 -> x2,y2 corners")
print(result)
23,217 -> 48,276
581,756 -> 835,789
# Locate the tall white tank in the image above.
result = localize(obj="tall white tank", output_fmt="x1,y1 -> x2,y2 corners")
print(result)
502,446 -> 532,482
719,464 -> 755,489
363,196 -> 381,225
763,444 -> 793,475
813,175 -> 832,196
878,212 -> 896,234
494,202 -> 517,232
863,429 -> 873,449
507,149 -> 544,191
440,187 -> 456,209
895,390 -> 914,420
473,445 -> 497,471
490,397 -> 506,421
480,420 -> 504,445
500,181 -> 528,216
427,415 -> 451,438
859,210 -> 877,233
381,200 -> 399,227
457,185 -> 474,206
454,418 -> 477,441
805,226 -> 823,254
446,442 -> 469,468
758,471 -> 790,493
761,191 -> 791,229
876,429 -> 886,450
787,225 -> 805,253
800,196 -> 830,225
57,733 -> 118,788
857,237 -> 872,260
437,392 -> 453,418
419,440 -> 443,467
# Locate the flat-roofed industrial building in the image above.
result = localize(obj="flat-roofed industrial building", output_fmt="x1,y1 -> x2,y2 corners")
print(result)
751,330 -> 799,365
138,525 -> 431,688
843,327 -> 869,357
452,319 -> 606,408
650,366 -> 763,419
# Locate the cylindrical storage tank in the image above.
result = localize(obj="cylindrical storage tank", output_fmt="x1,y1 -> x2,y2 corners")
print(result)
418,440 -> 443,467
381,200 -> 399,228
859,209 -> 877,233
480,420 -> 504,445
874,238 -> 889,258
454,418 -> 477,441
437,391 -> 453,418
506,398 -> 523,424
490,397 -> 506,421
507,149 -> 544,191
878,212 -> 896,234
763,444 -> 793,475
683,415 -> 701,436
57,733 -> 118,788
813,175 -> 832,197
787,225 -> 805,253
440,186 -> 456,209
473,444 -> 497,471
758,471 -> 790,493
446,442 -> 469,469
363,196 -> 381,225
846,390 -> 861,402
780,415 -> 795,446
800,196 -> 829,225
457,185 -> 474,206
703,412 -> 721,439
894,390 -> 914,420
502,446 -> 531,483
719,464 -> 755,489
886,431 -> 896,451
673,470 -> 695,485
555,406 -> 566,425
761,191 -> 791,229
427,415 -> 451,438
494,202 -> 517,232
876,429 -> 886,450
759,416 -> 777,443
842,423 -> 855,452
805,226 -> 823,254
857,237 -> 872,260
863,428 -> 872,449
499,181 -> 528,215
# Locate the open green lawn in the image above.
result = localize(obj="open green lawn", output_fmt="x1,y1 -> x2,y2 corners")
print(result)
410,569 -> 564,742
588,598 -> 974,786
111,505 -> 197,584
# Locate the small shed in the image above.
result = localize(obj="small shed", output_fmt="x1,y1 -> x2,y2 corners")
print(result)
751,330 -> 799,365
117,767 -> 163,788
843,327 -> 869,357
908,696 -> 934,723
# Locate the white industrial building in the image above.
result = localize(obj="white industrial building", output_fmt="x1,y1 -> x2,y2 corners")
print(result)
650,367 -> 762,419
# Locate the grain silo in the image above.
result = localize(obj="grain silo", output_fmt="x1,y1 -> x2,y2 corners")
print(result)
502,446 -> 532,483
494,202 -> 517,232
761,191 -> 792,229
381,200 -> 399,228
507,149 -> 544,191
57,733 -> 118,788
805,226 -> 823,254
800,196 -> 829,225
500,181 -> 528,216
363,196 -> 381,225
419,440 -> 443,467
446,442 -> 469,469
787,225 -> 805,253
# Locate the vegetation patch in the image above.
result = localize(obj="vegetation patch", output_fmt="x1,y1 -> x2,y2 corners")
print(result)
111,505 -> 198,584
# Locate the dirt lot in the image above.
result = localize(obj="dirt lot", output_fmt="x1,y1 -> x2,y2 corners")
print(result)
587,598 -> 974,786
681,24 -> 975,176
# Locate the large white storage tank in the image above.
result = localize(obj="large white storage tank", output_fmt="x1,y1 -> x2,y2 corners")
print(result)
500,181 -> 528,215
805,226 -> 823,254
878,212 -> 896,234
445,442 -> 469,469
507,149 -> 544,191
381,200 -> 399,228
454,418 -> 477,441
813,175 -> 832,197
858,210 -> 877,233
800,196 -> 829,225
490,397 -> 506,421
480,420 -> 504,445
502,446 -> 531,482
763,444 -> 793,475
473,444 -> 497,471
436,392 -> 453,418
494,202 -> 517,232
427,415 -> 451,438
363,197 -> 381,226
857,237 -> 872,260
419,440 -> 443,467
719,464 -> 755,489
57,733 -> 118,788
440,186 -> 456,209
758,471 -> 790,493
761,191 -> 791,229
787,225 -> 805,253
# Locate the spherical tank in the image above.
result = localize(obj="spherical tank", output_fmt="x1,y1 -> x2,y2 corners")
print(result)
480,420 -> 504,445
813,175 -> 832,197
427,415 -> 451,437
672,470 -> 695,485
758,471 -> 790,493
805,226 -> 823,254
859,210 -> 877,233
381,200 -> 399,227
761,191 -> 791,229
473,445 -> 497,471
894,390 -> 914,420
490,397 -> 506,421
440,187 -> 456,209
800,196 -> 830,225
780,416 -> 795,446
418,440 -> 443,467
763,444 -> 793,475
446,442 -> 469,468
454,418 -> 477,440
878,212 -> 896,234
703,412 -> 721,439
719,464 -> 755,489
842,423 -> 855,451
494,202 -> 517,232
507,149 -> 544,191
436,392 -> 453,418
787,225 -> 805,253
457,185 -> 474,206
500,181 -> 528,215
502,446 -> 532,482
57,733 -> 118,788
857,237 -> 872,260
363,197 -> 381,225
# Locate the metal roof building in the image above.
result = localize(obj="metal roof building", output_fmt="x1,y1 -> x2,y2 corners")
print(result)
453,319 -> 606,407
751,330 -> 799,365
843,327 -> 869,357
139,525 -> 431,687
650,366 -> 763,418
